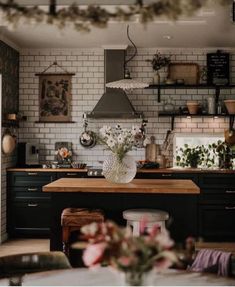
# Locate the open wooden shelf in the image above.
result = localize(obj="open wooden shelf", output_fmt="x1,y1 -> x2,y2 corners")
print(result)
158,112 -> 235,130
146,84 -> 235,102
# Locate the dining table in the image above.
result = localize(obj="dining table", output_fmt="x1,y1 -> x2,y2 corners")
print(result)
0,267 -> 234,286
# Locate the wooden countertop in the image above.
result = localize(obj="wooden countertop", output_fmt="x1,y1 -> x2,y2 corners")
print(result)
7,167 -> 235,174
43,178 -> 200,194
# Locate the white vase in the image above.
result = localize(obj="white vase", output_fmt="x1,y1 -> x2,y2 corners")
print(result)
102,153 -> 137,184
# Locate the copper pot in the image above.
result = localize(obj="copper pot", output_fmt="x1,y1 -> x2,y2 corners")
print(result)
224,129 -> 235,146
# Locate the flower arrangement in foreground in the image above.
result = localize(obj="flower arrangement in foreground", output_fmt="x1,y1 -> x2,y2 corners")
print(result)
81,221 -> 178,285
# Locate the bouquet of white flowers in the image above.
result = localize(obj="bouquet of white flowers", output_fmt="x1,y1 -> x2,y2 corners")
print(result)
99,125 -> 147,161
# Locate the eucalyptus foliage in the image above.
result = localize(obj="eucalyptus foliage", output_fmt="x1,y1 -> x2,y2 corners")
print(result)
0,0 -> 231,32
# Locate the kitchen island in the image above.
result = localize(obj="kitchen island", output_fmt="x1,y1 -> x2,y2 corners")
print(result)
43,178 -> 199,251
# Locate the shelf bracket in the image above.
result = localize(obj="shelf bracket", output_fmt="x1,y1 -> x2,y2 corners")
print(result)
170,115 -> 175,131
157,87 -> 161,103
215,87 -> 220,103
229,115 -> 235,130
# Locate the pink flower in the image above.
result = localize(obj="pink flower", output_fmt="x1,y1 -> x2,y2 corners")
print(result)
139,216 -> 148,235
82,243 -> 106,267
118,256 -> 132,267
149,224 -> 161,238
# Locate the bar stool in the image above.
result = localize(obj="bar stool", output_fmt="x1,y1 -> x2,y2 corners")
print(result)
61,208 -> 104,256
123,208 -> 169,236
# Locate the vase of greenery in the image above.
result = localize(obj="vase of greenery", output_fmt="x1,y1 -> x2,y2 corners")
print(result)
146,52 -> 171,85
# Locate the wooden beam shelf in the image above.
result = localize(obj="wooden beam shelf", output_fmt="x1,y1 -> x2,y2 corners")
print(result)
146,84 -> 235,103
158,112 -> 235,131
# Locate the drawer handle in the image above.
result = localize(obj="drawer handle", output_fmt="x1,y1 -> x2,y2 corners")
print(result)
28,173 -> 38,176
67,173 -> 76,176
225,206 -> 235,210
28,188 -> 38,192
162,174 -> 172,177
226,190 -> 235,194
27,203 -> 38,207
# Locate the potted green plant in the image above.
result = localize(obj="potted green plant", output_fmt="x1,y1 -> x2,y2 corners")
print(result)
146,51 -> 171,85
208,140 -> 234,169
176,144 -> 205,168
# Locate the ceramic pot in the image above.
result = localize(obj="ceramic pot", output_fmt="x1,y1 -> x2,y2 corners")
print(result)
224,100 -> 235,114
187,101 -> 199,115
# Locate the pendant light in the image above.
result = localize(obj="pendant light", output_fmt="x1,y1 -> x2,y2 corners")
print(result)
106,25 -> 149,91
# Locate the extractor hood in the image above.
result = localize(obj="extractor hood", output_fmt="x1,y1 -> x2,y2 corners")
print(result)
87,49 -> 143,119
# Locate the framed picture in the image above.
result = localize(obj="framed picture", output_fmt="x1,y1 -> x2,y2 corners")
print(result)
38,73 -> 72,122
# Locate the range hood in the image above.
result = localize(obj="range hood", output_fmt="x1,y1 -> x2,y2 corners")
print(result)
87,49 -> 143,119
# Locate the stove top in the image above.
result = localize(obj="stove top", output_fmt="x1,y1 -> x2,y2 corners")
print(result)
87,166 -> 103,177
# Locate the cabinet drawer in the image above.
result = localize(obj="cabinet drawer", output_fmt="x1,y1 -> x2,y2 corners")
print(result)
136,172 -> 198,183
199,188 -> 235,203
9,172 -> 56,187
199,204 -> 235,241
9,200 -> 51,235
199,174 -> 235,189
57,172 -> 86,178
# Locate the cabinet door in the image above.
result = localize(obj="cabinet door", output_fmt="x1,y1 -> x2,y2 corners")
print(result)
199,204 -> 235,241
10,199 -> 51,235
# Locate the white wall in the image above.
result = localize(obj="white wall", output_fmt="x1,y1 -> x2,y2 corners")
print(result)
18,47 -> 235,167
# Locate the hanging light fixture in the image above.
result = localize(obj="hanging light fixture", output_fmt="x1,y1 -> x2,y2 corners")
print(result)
106,25 -> 149,91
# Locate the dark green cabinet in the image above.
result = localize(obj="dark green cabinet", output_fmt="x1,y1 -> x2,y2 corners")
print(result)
7,170 -> 235,241
198,174 -> 235,241
7,172 -> 56,236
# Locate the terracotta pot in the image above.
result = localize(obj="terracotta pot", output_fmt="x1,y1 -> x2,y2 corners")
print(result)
224,129 -> 235,146
187,101 -> 199,115
224,100 -> 235,114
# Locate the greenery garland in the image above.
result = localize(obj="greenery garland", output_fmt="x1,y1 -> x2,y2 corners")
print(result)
0,0 -> 231,32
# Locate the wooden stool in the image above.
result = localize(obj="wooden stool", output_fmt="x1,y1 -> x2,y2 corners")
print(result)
61,208 -> 104,256
123,208 -> 169,236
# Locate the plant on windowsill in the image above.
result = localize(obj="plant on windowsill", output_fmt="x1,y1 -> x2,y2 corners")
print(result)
176,144 -> 212,168
208,140 -> 235,169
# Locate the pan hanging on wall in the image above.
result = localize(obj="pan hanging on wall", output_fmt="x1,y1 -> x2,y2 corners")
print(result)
79,113 -> 96,148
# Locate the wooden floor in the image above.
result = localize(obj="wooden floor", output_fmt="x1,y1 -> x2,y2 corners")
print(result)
0,239 -> 50,257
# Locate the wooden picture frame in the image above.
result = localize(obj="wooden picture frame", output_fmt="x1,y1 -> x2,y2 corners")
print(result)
168,63 -> 200,85
38,73 -> 73,123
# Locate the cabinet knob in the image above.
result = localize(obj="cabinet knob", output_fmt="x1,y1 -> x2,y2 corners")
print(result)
225,206 -> 235,210
226,190 -> 235,194
27,203 -> 38,207
27,188 -> 38,192
28,172 -> 38,176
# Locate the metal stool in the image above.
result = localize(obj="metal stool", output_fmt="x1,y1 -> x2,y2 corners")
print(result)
123,208 -> 169,236
61,208 -> 104,256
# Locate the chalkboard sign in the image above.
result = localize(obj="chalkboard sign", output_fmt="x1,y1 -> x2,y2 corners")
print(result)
207,51 -> 230,85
